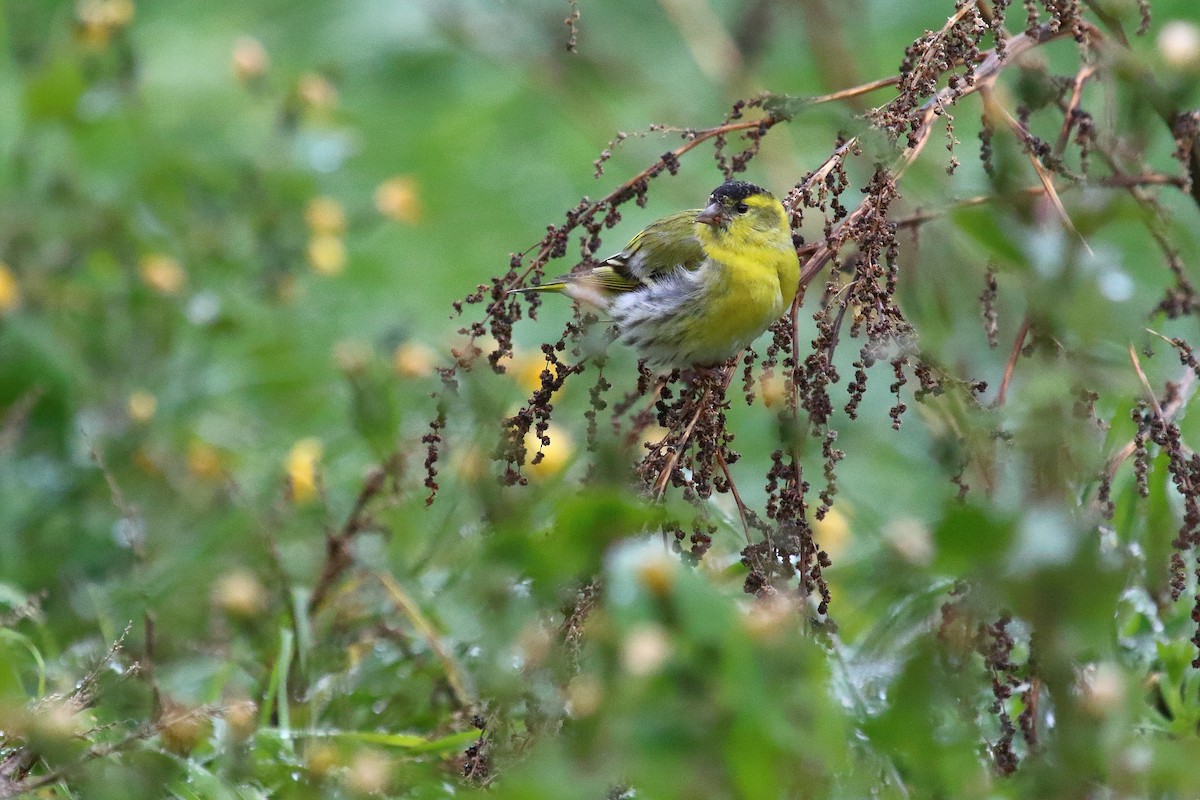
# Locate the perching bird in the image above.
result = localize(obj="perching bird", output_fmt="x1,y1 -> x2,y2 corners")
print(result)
512,181 -> 799,369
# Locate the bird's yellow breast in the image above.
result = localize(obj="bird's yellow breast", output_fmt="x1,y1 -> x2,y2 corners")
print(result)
704,249 -> 786,332
693,222 -> 799,351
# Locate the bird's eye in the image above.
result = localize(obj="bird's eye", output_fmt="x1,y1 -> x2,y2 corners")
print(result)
735,202 -> 749,213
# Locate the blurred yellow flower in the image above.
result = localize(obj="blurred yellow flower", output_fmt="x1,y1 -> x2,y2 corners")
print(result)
305,743 -> 340,779
25,699 -> 83,743
139,254 -> 186,296
743,593 -> 795,641
75,0 -> 134,46
639,424 -> 669,450
524,423 -> 573,479
307,234 -> 346,276
621,624 -> 671,677
516,623 -> 552,666
76,0 -> 134,25
287,438 -> 323,504
510,351 -> 554,393
883,516 -> 932,567
232,35 -> 269,82
297,73 -> 338,112
345,750 -> 392,795
391,340 -> 435,378
186,440 -> 224,481
0,263 -> 21,314
1081,662 -> 1125,718
212,569 -> 268,618
374,176 -> 421,223
811,505 -> 851,560
1159,20 -> 1200,70
566,674 -> 603,717
305,196 -> 346,235
276,273 -> 298,303
450,335 -> 498,369
452,445 -> 486,483
158,700 -> 206,756
635,549 -> 678,597
127,390 -> 157,422
759,372 -> 789,408
333,339 -> 371,376
223,699 -> 257,741
132,446 -> 162,476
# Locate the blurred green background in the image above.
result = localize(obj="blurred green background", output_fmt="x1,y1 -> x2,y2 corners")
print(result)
4,0 -> 1200,797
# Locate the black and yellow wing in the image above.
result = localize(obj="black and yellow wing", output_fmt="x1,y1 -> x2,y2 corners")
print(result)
513,210 -> 705,298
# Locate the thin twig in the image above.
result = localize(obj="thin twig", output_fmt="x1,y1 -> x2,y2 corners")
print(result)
86,437 -> 145,560
308,454 -> 401,614
803,74 -> 903,107
982,84 -> 1095,257
994,314 -> 1031,407
1128,343 -> 1165,419
1054,63 -> 1098,157
374,570 -> 473,709
1090,138 -> 1188,295
716,448 -> 752,544
654,386 -> 713,499
652,362 -> 737,499
891,172 -> 1186,231
0,387 -> 43,454
1099,173 -> 1186,188
624,372 -> 671,449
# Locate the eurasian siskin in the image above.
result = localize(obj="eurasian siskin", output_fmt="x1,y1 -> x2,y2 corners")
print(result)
513,181 -> 799,368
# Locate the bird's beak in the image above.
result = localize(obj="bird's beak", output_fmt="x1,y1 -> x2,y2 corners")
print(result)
695,203 -> 724,227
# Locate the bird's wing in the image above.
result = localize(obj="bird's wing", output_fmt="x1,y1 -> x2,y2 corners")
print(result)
605,210 -> 706,283
510,264 -> 640,297
565,264 -> 641,293
517,210 -> 704,297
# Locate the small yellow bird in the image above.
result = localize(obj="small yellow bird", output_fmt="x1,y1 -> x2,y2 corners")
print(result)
512,181 -> 799,369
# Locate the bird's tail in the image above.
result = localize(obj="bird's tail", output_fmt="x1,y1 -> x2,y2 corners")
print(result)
507,281 -> 567,295
508,275 -> 614,311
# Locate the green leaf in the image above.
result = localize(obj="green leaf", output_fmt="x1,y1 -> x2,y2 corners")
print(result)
933,502 -> 1014,575
0,628 -> 46,699
951,205 -> 1027,266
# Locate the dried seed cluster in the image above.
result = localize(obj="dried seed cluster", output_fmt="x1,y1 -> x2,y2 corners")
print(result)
940,593 -> 1040,774
978,615 -> 1039,775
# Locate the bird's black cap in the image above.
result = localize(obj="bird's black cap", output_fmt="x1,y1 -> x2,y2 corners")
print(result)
709,180 -> 769,204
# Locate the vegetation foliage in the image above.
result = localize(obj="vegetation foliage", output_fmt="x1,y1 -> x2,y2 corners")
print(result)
3,0 -> 1200,797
